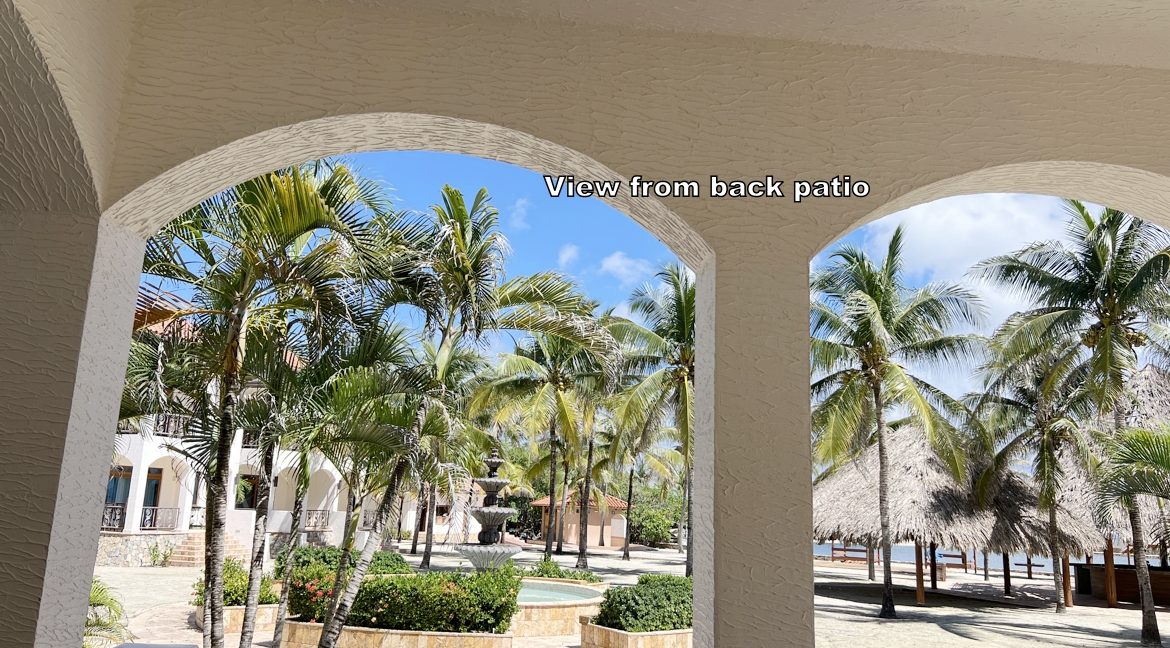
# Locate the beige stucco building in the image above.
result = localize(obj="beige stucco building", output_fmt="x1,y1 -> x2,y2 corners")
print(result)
9,1 -> 1170,646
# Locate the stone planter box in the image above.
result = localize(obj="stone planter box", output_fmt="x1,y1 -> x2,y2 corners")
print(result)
579,617 -> 693,648
195,604 -> 280,633
280,620 -> 512,648
511,577 -> 605,637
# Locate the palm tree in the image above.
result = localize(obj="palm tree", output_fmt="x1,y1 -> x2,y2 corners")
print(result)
975,200 -> 1170,644
811,225 -> 983,618
610,263 -> 697,574
968,334 -> 1094,613
137,162 -> 389,648
84,578 -> 132,647
598,423 -> 679,560
472,333 -> 601,558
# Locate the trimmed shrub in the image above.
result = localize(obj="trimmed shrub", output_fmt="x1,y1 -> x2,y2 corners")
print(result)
288,565 -> 522,633
627,505 -> 674,546
592,574 -> 692,633
192,558 -> 279,607
524,556 -> 602,583
275,545 -> 411,579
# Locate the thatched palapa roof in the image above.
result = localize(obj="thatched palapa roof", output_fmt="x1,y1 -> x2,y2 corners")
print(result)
813,427 -> 993,550
984,469 -> 1102,556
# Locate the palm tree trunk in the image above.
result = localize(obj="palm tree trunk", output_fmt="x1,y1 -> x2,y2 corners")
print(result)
395,495 -> 405,546
557,466 -> 570,553
273,473 -> 308,646
545,418 -> 558,557
317,463 -> 406,648
1130,502 -> 1162,645
576,437 -> 595,569
208,370 -> 239,648
1047,505 -> 1066,613
598,505 -> 607,548
873,382 -> 896,619
325,478 -> 357,626
677,477 -> 686,555
685,462 -> 693,577
238,441 -> 275,648
203,475 -> 214,648
411,490 -> 425,554
623,467 -> 635,561
421,482 -> 438,569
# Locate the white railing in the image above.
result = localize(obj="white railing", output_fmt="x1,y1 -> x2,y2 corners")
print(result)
140,506 -> 180,530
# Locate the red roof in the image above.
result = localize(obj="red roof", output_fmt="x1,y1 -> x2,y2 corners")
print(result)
531,493 -> 628,511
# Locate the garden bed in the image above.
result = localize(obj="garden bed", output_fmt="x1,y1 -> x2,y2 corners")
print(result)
579,617 -> 693,648
195,604 -> 280,633
280,620 -> 513,648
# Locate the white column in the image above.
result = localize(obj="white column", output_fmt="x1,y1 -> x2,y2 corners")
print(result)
0,214 -> 144,647
695,212 -> 815,648
175,462 -> 196,532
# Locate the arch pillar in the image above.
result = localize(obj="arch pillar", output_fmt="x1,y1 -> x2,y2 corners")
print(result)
679,198 -> 816,647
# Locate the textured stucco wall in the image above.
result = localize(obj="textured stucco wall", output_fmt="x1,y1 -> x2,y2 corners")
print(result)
14,1 -> 1170,647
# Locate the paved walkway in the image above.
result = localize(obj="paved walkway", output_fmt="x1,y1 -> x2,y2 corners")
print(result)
100,546 -> 1168,647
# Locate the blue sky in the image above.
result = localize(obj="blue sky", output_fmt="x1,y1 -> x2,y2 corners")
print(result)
347,151 -> 678,316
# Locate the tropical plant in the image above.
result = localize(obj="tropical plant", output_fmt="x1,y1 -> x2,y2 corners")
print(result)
84,578 -> 132,647
967,336 -> 1095,613
609,263 -> 697,574
975,200 -> 1170,643
137,161 -> 392,648
592,574 -> 693,633
810,225 -> 983,618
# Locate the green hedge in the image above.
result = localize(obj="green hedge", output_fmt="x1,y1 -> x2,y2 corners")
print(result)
275,545 -> 411,579
592,574 -> 692,633
288,565 -> 521,633
192,558 -> 279,607
524,556 -> 602,583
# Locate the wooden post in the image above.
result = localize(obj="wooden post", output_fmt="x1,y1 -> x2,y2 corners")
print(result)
1104,539 -> 1118,608
1062,552 -> 1073,608
866,545 -> 875,581
929,542 -> 938,590
1026,554 -> 1033,579
915,541 -> 926,605
1002,553 -> 1012,596
982,549 -> 989,581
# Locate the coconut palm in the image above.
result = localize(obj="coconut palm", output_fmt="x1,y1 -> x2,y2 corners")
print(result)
975,200 -> 1170,644
811,225 -> 984,618
609,263 -> 697,574
967,334 -> 1095,613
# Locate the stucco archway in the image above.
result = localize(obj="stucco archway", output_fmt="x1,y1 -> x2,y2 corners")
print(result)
69,110 -> 719,643
823,161 -> 1170,256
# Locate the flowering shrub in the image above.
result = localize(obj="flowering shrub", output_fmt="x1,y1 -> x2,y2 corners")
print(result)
288,564 -> 522,633
275,545 -> 412,579
286,562 -> 337,622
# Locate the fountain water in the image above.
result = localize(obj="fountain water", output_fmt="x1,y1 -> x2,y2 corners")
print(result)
455,449 -> 522,570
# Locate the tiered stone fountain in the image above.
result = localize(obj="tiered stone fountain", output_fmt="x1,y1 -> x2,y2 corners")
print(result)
455,449 -> 522,570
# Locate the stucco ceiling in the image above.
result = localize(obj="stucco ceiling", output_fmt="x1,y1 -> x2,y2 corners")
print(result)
374,0 -> 1170,71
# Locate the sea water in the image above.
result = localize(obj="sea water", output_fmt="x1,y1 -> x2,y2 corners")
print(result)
814,543 -> 1142,575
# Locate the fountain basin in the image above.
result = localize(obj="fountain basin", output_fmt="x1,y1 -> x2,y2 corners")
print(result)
512,578 -> 606,638
455,543 -> 522,570
470,506 -> 516,527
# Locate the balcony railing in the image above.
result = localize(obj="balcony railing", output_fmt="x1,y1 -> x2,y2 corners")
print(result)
361,508 -> 378,529
241,429 -> 261,448
101,504 -> 126,531
305,509 -> 331,530
140,506 -> 180,530
190,506 -> 205,528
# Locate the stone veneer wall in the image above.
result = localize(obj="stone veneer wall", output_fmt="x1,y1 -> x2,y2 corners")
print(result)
281,621 -> 512,648
196,604 -> 280,633
94,532 -> 186,567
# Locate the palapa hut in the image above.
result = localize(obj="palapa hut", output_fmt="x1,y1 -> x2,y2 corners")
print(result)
815,426 -> 1101,605
814,426 -> 993,603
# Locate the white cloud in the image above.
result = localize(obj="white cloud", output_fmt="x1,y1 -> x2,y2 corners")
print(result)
600,251 -> 654,288
508,197 -> 531,230
557,244 -> 580,270
821,193 -> 1076,399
